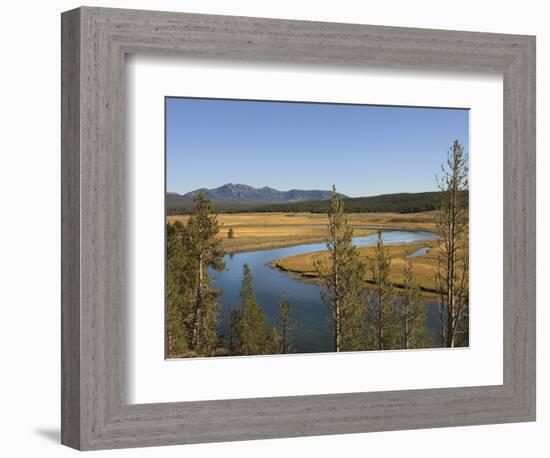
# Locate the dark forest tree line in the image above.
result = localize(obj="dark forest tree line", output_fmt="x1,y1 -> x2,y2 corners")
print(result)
166,190 -> 469,215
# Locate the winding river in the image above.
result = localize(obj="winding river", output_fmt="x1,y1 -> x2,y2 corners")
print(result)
210,229 -> 440,353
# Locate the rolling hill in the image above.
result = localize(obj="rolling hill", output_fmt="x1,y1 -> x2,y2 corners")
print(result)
167,183 -> 346,213
166,186 -> 467,215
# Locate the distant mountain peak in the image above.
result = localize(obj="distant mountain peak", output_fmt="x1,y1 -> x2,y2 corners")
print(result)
169,184 -> 345,204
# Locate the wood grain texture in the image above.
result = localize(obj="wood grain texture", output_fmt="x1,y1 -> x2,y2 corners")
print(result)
61,6 -> 536,450
60,7 -> 81,449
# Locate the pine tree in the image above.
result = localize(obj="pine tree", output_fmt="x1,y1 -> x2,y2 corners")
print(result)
366,231 -> 400,350
453,249 -> 469,347
181,193 -> 226,355
277,295 -> 295,354
265,328 -> 281,355
435,140 -> 469,347
239,263 -> 268,355
316,185 -> 367,352
166,221 -> 193,357
401,257 -> 426,349
228,308 -> 242,354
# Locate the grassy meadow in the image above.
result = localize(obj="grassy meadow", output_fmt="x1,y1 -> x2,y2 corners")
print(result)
272,239 -> 445,297
166,210 -> 451,298
166,210 -> 439,254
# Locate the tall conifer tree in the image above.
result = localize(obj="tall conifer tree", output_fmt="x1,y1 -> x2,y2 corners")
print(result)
239,263 -> 268,355
228,308 -> 243,355
277,295 -> 294,354
166,221 -> 193,357
435,140 -> 469,347
366,231 -> 400,350
401,257 -> 426,349
182,193 -> 226,355
316,185 -> 367,352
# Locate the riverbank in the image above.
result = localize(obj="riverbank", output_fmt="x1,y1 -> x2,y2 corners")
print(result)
209,228 -> 442,353
167,211 -> 439,254
270,239 -> 443,298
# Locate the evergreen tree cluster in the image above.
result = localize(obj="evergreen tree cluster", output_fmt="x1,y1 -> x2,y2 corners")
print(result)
316,139 -> 469,352
166,193 -> 226,357
166,193 -> 294,358
317,188 -> 429,352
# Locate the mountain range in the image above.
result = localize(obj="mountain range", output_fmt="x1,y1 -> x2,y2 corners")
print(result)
166,184 -> 451,215
167,183 -> 345,204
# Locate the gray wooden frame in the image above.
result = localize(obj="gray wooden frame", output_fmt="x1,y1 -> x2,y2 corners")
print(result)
61,6 -> 536,451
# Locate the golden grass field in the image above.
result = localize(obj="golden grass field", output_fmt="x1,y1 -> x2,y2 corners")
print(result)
272,239 -> 443,297
166,211 -> 439,254
166,211 -> 460,297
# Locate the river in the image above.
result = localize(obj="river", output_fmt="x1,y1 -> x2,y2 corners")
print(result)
210,229 -> 440,353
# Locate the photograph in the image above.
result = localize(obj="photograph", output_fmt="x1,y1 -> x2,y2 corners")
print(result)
165,97 -> 470,358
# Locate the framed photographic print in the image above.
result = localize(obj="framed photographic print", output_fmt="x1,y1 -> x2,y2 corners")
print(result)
61,6 -> 536,450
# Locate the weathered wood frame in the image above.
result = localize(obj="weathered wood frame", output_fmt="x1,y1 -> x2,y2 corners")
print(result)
61,6 -> 536,450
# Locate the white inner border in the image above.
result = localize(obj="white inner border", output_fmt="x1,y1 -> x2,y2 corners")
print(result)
127,56 -> 503,404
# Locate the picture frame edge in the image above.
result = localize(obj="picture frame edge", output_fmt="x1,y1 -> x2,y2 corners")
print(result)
61,6 -> 536,450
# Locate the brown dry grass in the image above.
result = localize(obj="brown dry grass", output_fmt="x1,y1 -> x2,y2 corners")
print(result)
166,211 -> 439,253
272,234 -> 469,298
272,240 -> 440,293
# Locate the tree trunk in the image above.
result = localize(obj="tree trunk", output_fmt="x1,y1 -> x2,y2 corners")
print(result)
192,254 -> 204,351
377,280 -> 383,350
332,233 -> 341,352
404,301 -> 409,349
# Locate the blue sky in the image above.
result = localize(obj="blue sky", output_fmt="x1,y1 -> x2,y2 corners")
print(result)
166,97 -> 469,197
